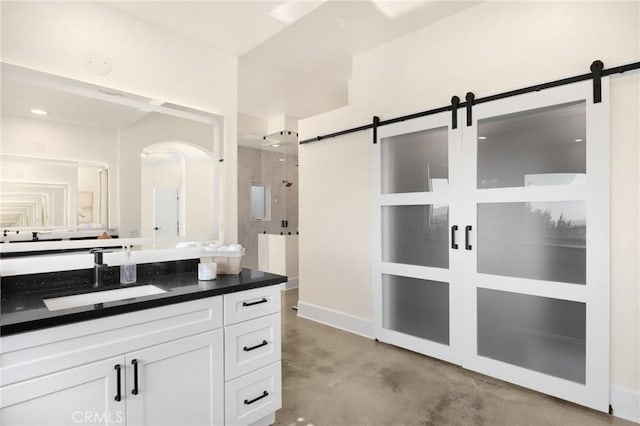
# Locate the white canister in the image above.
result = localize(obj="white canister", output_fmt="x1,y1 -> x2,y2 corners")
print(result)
198,262 -> 217,281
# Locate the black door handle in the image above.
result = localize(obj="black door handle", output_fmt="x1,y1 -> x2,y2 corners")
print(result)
244,390 -> 269,405
114,364 -> 122,401
131,359 -> 139,395
153,227 -> 161,231
451,225 -> 459,249
243,340 -> 268,352
242,298 -> 267,307
465,225 -> 472,250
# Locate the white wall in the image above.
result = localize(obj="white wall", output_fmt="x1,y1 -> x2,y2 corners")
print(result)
185,158 -> 215,237
1,1 -> 238,243
299,0 -> 640,415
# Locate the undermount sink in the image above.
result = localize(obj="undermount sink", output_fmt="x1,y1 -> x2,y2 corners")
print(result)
43,285 -> 166,311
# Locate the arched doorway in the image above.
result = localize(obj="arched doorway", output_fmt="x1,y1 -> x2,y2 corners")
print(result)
140,141 -> 215,241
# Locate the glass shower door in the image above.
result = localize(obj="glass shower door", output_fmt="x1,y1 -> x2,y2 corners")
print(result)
373,110 -> 464,364
461,80 -> 610,411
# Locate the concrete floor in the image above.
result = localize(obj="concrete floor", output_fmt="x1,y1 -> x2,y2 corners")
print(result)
275,289 -> 634,426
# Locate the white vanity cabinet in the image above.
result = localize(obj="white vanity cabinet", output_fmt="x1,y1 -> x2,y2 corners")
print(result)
0,285 -> 282,426
223,286 -> 282,426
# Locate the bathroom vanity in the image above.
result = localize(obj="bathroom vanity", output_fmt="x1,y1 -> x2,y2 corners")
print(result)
0,264 -> 286,426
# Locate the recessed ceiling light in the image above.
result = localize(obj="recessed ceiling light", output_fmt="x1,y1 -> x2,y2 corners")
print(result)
478,136 -> 487,140
30,109 -> 48,116
279,158 -> 285,162
271,144 -> 280,148
574,138 -> 584,143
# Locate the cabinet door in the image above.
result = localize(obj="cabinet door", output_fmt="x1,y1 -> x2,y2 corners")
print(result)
1,356 -> 125,426
125,330 -> 224,426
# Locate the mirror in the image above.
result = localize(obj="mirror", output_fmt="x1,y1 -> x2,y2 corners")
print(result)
0,155 -> 107,229
0,63 -> 222,248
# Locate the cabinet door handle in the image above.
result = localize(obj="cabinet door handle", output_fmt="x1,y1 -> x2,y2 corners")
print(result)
114,364 -> 122,402
244,390 -> 269,405
242,298 -> 267,307
131,359 -> 139,395
243,340 -> 268,352
451,225 -> 459,249
465,225 -> 472,250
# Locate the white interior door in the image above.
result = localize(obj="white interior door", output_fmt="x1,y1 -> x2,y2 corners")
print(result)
460,79 -> 610,411
373,110 -> 464,364
153,187 -> 179,238
372,79 -> 610,412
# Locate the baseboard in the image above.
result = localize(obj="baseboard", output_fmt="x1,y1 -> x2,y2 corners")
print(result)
297,301 -> 373,339
611,386 -> 640,423
280,278 -> 298,291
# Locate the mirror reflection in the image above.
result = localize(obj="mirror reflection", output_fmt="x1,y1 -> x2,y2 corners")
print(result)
1,155 -> 107,229
0,63 -> 221,245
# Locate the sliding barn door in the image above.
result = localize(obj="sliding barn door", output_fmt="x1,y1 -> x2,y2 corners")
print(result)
460,79 -> 610,411
372,79 -> 610,411
372,110 -> 464,364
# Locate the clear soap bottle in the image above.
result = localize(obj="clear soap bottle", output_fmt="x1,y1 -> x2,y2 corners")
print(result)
120,245 -> 137,284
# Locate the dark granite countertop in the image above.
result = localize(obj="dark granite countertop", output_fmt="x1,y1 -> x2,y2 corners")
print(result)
1,260 -> 286,336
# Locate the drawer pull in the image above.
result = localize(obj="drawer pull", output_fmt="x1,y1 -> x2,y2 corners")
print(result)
114,364 -> 122,402
242,298 -> 268,307
244,390 -> 269,405
131,359 -> 139,395
243,340 -> 268,352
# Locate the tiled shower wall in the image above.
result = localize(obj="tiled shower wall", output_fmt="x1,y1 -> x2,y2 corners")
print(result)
238,146 -> 299,268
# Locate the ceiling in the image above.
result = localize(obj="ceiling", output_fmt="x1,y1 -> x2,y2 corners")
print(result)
103,1 -> 481,121
2,1 -> 481,151
1,63 -> 219,132
108,1 -> 326,56
1,76 -> 150,131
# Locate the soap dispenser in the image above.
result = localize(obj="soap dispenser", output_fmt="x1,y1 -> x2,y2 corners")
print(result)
120,245 -> 137,284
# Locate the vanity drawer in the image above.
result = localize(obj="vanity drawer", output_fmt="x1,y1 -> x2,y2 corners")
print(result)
1,296 -> 223,386
224,286 -> 280,326
225,362 -> 281,426
225,313 -> 281,380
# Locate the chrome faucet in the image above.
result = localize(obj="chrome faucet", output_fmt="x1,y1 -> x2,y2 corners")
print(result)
90,248 -> 116,288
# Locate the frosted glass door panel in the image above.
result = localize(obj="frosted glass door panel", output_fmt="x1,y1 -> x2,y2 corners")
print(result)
477,201 -> 586,284
382,204 -> 448,268
477,101 -> 586,189
381,127 -> 448,193
477,288 -> 586,383
383,274 -> 449,345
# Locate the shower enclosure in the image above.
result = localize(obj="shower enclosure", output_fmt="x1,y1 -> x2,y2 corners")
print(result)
238,132 -> 298,272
